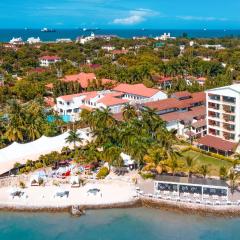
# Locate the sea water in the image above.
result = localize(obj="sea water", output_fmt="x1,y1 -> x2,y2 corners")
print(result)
1,29 -> 240,42
0,207 -> 239,240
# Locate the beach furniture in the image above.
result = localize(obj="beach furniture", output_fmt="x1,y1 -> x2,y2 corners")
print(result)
70,176 -> 80,188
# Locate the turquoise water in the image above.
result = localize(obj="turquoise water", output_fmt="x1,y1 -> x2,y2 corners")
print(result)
0,208 -> 239,240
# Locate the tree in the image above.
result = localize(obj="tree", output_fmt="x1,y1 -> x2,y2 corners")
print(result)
228,170 -> 239,194
198,164 -> 210,178
219,166 -> 228,180
122,104 -> 137,121
65,130 -> 83,149
185,155 -> 198,178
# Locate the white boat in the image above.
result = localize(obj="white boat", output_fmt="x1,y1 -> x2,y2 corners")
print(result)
41,28 -> 56,32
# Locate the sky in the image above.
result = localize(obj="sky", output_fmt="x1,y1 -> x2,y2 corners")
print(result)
0,0 -> 239,29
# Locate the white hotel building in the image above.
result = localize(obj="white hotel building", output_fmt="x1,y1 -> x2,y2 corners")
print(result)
55,83 -> 167,122
198,84 -> 240,155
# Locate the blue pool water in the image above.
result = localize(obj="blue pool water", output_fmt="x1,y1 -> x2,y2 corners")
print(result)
47,115 -> 71,123
0,208 -> 239,240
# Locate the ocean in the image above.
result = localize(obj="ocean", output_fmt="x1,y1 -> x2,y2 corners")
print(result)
0,208 -> 239,240
0,29 -> 240,42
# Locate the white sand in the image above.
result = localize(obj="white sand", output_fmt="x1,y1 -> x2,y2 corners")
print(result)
0,180 -> 137,209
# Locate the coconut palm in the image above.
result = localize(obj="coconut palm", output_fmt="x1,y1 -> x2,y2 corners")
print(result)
122,104 -> 137,121
228,170 -> 239,194
198,164 -> 210,178
185,155 -> 198,178
65,130 -> 83,149
219,166 -> 228,180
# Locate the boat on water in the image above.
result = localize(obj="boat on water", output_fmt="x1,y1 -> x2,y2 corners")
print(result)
41,28 -> 56,32
82,28 -> 100,32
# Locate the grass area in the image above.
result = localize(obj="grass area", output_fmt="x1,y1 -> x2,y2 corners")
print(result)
181,150 -> 233,176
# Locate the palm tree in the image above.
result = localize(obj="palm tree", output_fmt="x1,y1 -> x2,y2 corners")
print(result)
122,104 -> 137,121
198,164 -> 210,178
219,166 -> 228,180
144,146 -> 166,168
185,155 -> 198,178
65,130 -> 83,149
228,170 -> 239,194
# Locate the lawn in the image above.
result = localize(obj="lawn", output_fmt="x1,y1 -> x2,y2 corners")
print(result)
181,150 -> 233,176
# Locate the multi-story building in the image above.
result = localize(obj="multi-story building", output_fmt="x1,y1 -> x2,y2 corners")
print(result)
55,84 -> 167,122
39,56 -> 61,67
142,91 -> 206,138
198,84 -> 240,155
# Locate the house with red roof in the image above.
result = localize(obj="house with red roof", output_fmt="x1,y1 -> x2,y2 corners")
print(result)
61,72 -> 116,89
55,90 -> 129,122
54,83 -> 167,122
142,91 -> 207,139
39,56 -> 61,67
113,83 -> 167,104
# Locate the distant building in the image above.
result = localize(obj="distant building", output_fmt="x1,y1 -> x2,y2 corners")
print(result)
201,44 -> 225,50
61,72 -> 116,89
56,38 -> 72,43
39,56 -> 61,67
27,37 -> 41,44
154,33 -> 176,41
9,37 -> 24,45
101,45 -> 116,51
76,33 -> 95,44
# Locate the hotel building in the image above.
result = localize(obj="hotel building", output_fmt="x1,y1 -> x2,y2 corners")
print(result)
198,84 -> 240,155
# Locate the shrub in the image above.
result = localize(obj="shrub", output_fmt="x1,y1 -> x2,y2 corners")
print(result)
19,181 -> 26,189
140,172 -> 155,179
35,162 -> 43,169
96,167 -> 109,179
14,162 -> 21,168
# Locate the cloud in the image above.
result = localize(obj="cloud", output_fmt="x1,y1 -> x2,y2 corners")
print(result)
113,8 -> 158,25
177,16 -> 228,21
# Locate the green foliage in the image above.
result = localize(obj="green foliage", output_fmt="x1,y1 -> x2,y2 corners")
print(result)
96,167 -> 109,179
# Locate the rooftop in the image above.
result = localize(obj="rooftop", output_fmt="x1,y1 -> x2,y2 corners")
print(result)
143,98 -> 181,111
61,73 -> 115,89
39,55 -> 60,61
113,83 -> 160,98
198,135 -> 237,152
155,175 -> 228,188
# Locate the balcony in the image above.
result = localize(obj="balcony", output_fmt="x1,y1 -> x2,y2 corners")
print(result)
223,114 -> 235,123
222,96 -> 236,104
208,94 -> 220,101
208,120 -> 220,127
223,123 -> 235,132
208,102 -> 220,110
223,105 -> 235,113
208,111 -> 220,119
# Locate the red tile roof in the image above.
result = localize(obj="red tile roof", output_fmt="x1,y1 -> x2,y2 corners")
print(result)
98,96 -> 129,106
39,55 -> 60,61
191,119 -> 206,128
172,91 -> 191,99
111,49 -> 129,54
143,98 -> 181,111
61,73 -> 116,89
113,112 -> 124,121
113,83 -> 159,98
152,76 -> 173,83
198,135 -> 237,152
160,106 -> 206,122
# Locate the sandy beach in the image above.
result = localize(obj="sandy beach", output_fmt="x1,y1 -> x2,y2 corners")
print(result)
0,179 -> 137,210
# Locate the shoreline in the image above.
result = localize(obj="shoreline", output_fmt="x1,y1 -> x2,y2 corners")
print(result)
1,198 -> 240,218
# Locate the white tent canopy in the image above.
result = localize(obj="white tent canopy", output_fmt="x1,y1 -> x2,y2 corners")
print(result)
0,128 -> 91,175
